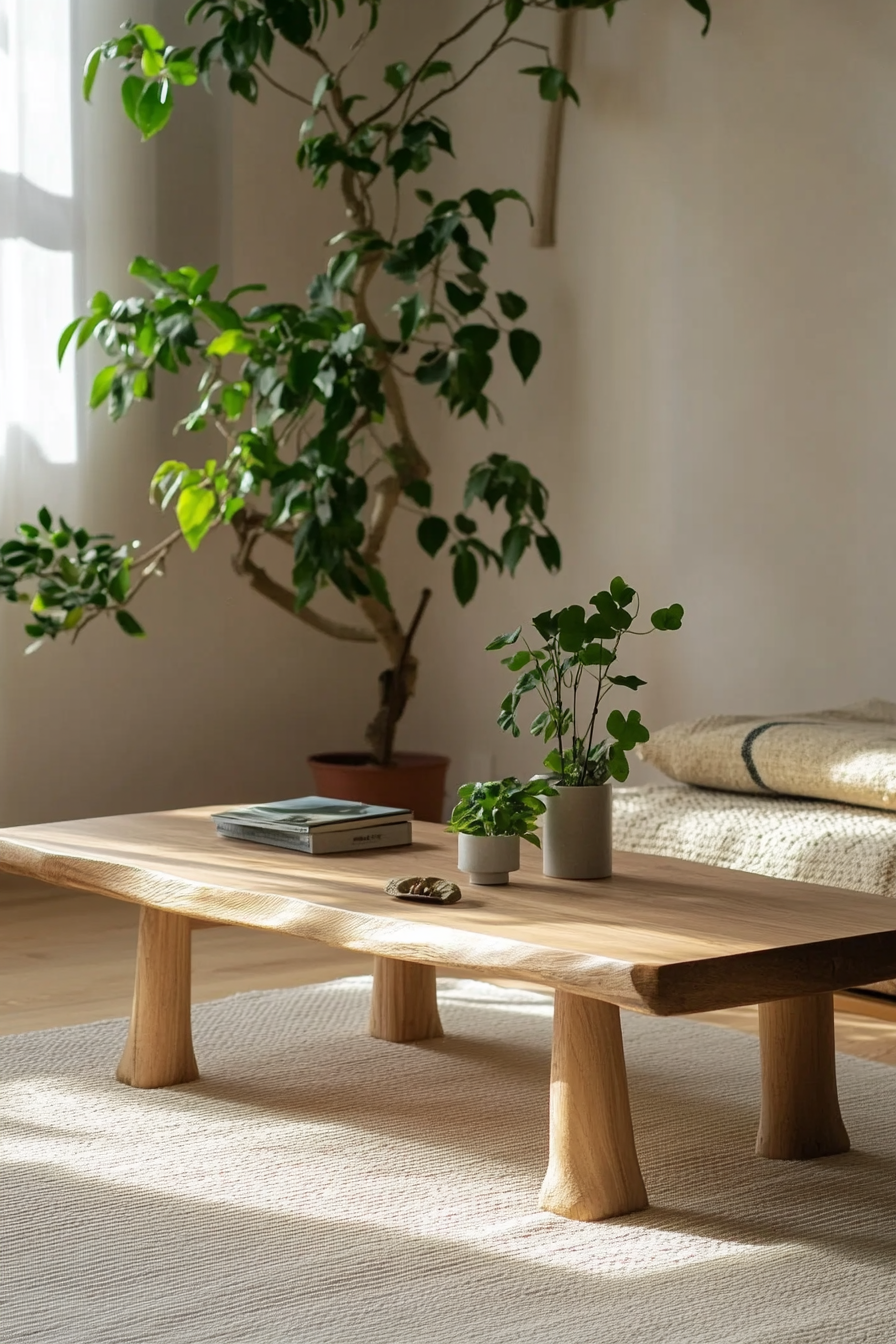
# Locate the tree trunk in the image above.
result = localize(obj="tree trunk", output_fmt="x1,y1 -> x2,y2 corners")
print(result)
365,654 -> 418,765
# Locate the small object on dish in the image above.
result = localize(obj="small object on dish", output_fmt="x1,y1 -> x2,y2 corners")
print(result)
386,876 -> 462,905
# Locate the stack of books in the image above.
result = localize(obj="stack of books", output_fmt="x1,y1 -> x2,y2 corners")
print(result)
212,796 -> 412,855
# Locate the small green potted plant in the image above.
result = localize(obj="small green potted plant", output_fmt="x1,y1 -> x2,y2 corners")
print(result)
447,776 -> 555,885
487,579 -> 684,879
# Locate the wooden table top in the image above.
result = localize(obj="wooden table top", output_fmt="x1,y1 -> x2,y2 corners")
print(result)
2,807 -> 896,1015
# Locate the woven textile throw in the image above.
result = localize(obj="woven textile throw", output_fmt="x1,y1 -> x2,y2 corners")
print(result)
638,699 -> 896,811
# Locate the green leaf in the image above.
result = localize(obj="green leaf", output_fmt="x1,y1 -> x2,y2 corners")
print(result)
420,60 -> 452,82
531,609 -> 557,641
109,563 -> 131,603
508,328 -> 541,382
176,485 -> 216,551
609,674 -> 647,691
444,282 -> 482,316
501,524 -> 530,575
497,290 -> 527,321
135,79 -> 173,139
206,329 -> 254,357
141,45 -> 165,77
485,627 -> 521,651
134,23 -> 165,51
452,547 -> 478,606
188,265 -> 219,298
579,643 -> 616,666
557,604 -> 586,652
685,0 -> 712,36
491,187 -> 534,224
464,189 -> 496,241
120,75 -> 146,127
264,0 -> 313,46
384,61 -> 411,90
198,299 -> 244,331
505,0 -> 524,21
417,515 -> 449,557
313,73 -> 334,107
504,649 -> 532,672
403,479 -> 432,509
115,609 -> 146,638
606,745 -> 631,783
166,59 -> 198,87
535,532 -> 561,572
454,513 -> 477,536
129,255 -> 165,285
395,292 -> 425,342
89,365 -> 118,409
221,384 -> 248,419
651,603 -> 685,631
609,575 -> 636,606
83,47 -> 103,102
415,351 -> 450,386
607,708 -> 650,749
57,318 -> 82,366
365,565 -> 391,610
455,324 -> 500,353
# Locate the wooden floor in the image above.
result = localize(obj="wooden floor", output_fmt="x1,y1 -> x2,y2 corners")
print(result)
3,875 -> 896,1065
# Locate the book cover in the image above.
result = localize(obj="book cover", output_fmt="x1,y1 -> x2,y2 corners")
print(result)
211,795 -> 412,834
215,818 -> 412,855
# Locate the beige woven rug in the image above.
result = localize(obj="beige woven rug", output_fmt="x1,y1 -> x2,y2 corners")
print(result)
4,978 -> 896,1344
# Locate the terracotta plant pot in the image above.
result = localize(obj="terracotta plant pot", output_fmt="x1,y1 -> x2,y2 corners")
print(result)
308,752 -> 449,823
542,782 -> 613,880
456,833 -> 521,886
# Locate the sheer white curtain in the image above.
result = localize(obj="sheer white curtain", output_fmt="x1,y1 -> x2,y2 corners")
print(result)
0,0 -> 79,517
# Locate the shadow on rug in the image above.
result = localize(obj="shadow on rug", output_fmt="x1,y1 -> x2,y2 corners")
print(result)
3,977 -> 896,1344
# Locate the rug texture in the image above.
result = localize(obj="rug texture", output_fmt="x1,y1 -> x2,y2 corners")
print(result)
3,978 -> 896,1344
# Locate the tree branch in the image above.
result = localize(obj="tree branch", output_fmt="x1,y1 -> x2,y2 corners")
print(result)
253,63 -> 313,106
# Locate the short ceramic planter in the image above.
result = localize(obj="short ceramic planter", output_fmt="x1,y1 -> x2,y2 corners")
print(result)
457,833 -> 521,885
542,783 -> 612,880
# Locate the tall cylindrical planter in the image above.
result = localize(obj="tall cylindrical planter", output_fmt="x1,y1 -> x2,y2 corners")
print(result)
457,833 -> 521,885
542,784 -> 612,880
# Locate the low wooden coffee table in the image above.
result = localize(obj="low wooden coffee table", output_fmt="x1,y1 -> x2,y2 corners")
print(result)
3,807 -> 896,1222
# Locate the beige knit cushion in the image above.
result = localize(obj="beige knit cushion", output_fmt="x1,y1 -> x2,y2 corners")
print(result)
638,699 -> 896,811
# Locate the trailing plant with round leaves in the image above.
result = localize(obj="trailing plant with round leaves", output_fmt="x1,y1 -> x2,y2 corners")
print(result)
1,0 -> 710,765
446,776 -> 556,845
487,579 -> 684,786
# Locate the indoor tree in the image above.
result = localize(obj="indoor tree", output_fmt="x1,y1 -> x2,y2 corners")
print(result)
0,0 -> 710,765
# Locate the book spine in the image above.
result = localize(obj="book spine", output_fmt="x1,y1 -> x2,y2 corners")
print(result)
215,821 -> 411,854
309,822 -> 412,854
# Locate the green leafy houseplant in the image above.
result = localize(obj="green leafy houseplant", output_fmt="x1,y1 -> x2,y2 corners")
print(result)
0,0 -> 710,767
487,578 -> 684,786
446,775 -> 556,846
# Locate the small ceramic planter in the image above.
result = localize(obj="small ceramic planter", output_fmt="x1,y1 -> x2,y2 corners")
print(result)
457,833 -> 521,885
542,783 -> 612,880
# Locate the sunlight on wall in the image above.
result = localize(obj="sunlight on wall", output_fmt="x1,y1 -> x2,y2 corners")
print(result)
0,0 -> 78,466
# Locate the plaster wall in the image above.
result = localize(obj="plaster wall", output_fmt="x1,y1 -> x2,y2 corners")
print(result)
2,0 -> 895,825
339,0 -> 896,802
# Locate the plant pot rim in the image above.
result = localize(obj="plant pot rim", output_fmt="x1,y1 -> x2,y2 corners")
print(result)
308,751 -> 449,771
454,831 -> 522,841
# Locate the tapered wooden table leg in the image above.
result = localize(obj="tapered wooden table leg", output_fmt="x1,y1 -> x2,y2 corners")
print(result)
539,990 -> 648,1221
116,907 -> 199,1088
756,992 -> 849,1159
369,957 -> 444,1043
